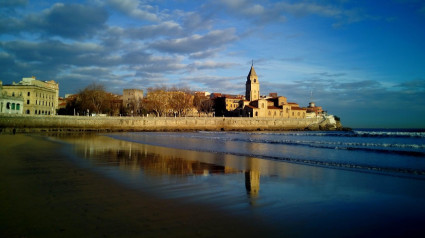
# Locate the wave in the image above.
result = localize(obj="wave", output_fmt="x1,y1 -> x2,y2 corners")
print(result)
198,130 -> 425,138
232,138 -> 425,157
175,134 -> 425,156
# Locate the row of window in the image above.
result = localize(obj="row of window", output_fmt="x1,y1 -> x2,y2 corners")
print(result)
265,111 -> 305,117
36,92 -> 54,99
11,92 -> 23,97
35,100 -> 53,107
5,102 -> 21,110
25,109 -> 52,115
226,103 -> 239,109
10,91 -> 54,99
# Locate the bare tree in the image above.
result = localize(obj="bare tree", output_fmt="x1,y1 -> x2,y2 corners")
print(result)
169,91 -> 193,116
144,89 -> 170,116
78,83 -> 109,114
200,99 -> 214,114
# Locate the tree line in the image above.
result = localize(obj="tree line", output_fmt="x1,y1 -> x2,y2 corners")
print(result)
58,83 -> 214,117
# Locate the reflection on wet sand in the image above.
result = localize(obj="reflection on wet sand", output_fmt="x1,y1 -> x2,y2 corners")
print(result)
61,134 -> 241,176
245,171 -> 260,197
58,134 -> 263,200
245,158 -> 261,198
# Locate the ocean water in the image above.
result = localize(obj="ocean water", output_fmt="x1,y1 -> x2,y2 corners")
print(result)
58,129 -> 425,237
109,129 -> 425,176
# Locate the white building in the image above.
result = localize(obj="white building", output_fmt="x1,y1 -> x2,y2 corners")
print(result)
0,81 -> 24,114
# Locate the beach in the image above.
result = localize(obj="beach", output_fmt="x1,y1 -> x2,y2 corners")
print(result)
1,131 -> 425,237
0,134 -> 274,238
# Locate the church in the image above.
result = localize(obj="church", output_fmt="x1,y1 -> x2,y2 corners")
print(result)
215,65 -> 308,118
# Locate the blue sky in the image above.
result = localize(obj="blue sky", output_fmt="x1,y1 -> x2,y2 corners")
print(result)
1,0 -> 424,128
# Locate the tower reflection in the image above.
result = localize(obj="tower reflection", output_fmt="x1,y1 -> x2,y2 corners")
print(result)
245,170 -> 260,197
245,157 -> 261,201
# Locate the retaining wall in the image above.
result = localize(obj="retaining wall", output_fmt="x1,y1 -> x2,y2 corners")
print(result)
0,114 -> 326,133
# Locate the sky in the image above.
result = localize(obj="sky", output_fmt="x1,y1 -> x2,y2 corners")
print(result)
1,0 -> 425,128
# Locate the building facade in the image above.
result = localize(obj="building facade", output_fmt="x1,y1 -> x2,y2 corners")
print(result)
2,77 -> 59,115
245,65 -> 260,101
123,89 -> 144,115
242,66 -> 306,118
0,81 -> 24,114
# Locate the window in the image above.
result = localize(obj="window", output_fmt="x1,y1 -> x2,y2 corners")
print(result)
6,102 -> 10,109
292,112 -> 294,116
27,100 -> 30,104
297,112 -> 300,116
28,92 -> 30,96
12,92 -> 15,97
254,79 -> 256,83
26,110 -> 30,114
11,103 -> 15,110
16,104 -> 20,110
255,111 -> 258,117
286,108 -> 289,113
268,111 -> 271,116
261,103 -> 264,108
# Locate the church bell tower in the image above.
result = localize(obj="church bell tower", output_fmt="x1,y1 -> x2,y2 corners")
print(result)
246,62 -> 259,102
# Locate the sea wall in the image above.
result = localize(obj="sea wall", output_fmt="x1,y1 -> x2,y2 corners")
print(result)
0,114 -> 338,133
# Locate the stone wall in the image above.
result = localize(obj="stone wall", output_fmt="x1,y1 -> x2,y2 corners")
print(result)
0,114 -> 332,133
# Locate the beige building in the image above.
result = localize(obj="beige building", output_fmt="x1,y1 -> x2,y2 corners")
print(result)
246,65 -> 260,101
123,89 -> 143,115
2,77 -> 59,115
0,81 -> 24,114
242,65 -> 306,118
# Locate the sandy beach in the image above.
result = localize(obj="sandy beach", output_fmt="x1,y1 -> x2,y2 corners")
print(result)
0,134 -> 274,237
2,132 -> 425,238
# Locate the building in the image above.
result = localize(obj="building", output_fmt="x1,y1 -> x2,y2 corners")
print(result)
123,89 -> 143,115
246,65 -> 260,101
241,65 -> 307,118
0,81 -> 24,114
1,76 -> 59,115
214,94 -> 245,115
305,101 -> 324,118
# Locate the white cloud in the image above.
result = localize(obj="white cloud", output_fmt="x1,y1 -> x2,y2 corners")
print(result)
107,0 -> 159,21
150,28 -> 238,54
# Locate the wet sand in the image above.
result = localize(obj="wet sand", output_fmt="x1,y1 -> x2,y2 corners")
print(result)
0,134 -> 274,237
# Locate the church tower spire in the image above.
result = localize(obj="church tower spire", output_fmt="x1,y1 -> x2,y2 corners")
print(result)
246,62 -> 259,101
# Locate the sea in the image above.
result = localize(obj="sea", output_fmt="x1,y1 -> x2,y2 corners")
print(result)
59,128 -> 425,237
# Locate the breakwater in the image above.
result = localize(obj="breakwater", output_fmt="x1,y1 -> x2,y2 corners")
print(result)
0,114 -> 341,133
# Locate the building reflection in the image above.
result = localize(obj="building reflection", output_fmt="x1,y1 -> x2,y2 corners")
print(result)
245,157 -> 261,200
58,134 -> 265,202
245,170 -> 260,197
59,134 -> 241,177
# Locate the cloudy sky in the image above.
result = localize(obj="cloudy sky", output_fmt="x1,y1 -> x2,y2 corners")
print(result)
1,0 -> 425,128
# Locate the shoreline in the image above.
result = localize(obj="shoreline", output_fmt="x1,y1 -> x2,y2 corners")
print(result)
0,134 -> 276,237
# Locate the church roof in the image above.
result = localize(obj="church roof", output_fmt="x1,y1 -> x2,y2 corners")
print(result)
247,65 -> 257,77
